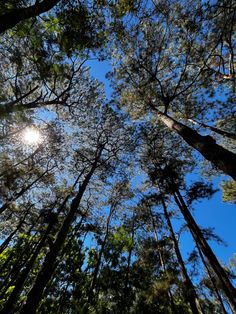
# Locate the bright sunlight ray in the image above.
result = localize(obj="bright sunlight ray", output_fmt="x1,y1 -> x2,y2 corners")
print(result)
22,127 -> 42,145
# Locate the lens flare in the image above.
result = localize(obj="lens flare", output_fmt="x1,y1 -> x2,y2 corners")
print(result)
22,127 -> 41,145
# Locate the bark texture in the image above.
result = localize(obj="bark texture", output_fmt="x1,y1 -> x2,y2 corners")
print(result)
156,110 -> 236,180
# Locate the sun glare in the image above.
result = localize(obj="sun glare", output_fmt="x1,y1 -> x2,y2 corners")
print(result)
22,127 -> 42,145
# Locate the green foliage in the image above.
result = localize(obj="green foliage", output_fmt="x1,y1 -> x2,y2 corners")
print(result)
110,226 -> 133,252
0,1 -> 234,313
221,180 -> 236,204
57,6 -> 100,54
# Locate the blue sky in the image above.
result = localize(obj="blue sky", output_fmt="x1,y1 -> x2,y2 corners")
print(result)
86,59 -> 112,98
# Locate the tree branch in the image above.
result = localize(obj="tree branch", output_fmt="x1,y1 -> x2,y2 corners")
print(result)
0,0 -> 61,34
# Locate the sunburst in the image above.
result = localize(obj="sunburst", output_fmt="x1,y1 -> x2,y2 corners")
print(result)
22,127 -> 42,145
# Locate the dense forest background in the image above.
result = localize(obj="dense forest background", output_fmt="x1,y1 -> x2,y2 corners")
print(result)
0,0 -> 235,313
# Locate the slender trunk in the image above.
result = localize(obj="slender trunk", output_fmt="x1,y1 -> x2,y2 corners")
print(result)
0,0 -> 61,34
37,220 -> 86,314
124,213 -> 135,297
188,119 -> 236,140
88,204 -> 115,303
196,243 -> 228,314
19,151 -> 102,314
160,196 -> 202,314
0,232 -> 43,300
122,215 -> 135,314
148,207 -> 176,312
0,167 -> 53,215
56,226 -> 87,314
0,173 -> 83,313
56,281 -> 70,314
0,213 -> 40,276
155,110 -> 236,180
0,205 -> 32,254
0,146 -> 41,178
149,208 -> 166,270
173,188 -> 236,312
0,223 -> 55,314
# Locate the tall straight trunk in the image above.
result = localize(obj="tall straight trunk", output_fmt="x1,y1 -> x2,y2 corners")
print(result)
149,207 -> 166,270
173,188 -> 236,312
0,231 -> 44,300
148,207 -> 176,312
124,213 -> 135,298
160,196 -> 202,314
0,171 -> 84,313
0,0 -> 61,33
196,243 -> 228,314
0,222 -> 55,314
155,110 -> 236,180
19,151 -> 102,314
37,218 -> 86,314
88,203 -> 116,303
56,225 -> 88,314
188,119 -> 236,140
0,213 -> 40,276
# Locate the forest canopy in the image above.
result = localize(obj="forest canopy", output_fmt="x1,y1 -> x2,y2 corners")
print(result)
0,0 -> 235,313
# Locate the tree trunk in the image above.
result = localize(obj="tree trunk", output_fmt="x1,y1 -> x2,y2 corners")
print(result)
124,213 -> 135,299
19,151 -> 102,314
0,170 -> 86,313
160,196 -> 202,314
196,243 -> 228,314
88,203 -> 116,303
173,188 -> 236,312
0,231 -> 44,301
148,206 -> 176,313
0,167 -> 53,215
0,212 -> 40,276
155,110 -> 236,180
0,222 -> 55,314
0,146 -> 41,178
0,205 -> 32,254
0,0 -> 61,34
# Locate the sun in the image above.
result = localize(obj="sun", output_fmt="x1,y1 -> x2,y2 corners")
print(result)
22,127 -> 42,145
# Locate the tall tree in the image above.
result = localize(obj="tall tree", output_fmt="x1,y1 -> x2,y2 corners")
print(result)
109,0 -> 236,179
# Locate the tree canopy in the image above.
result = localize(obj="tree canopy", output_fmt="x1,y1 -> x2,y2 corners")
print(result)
0,0 -> 235,313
